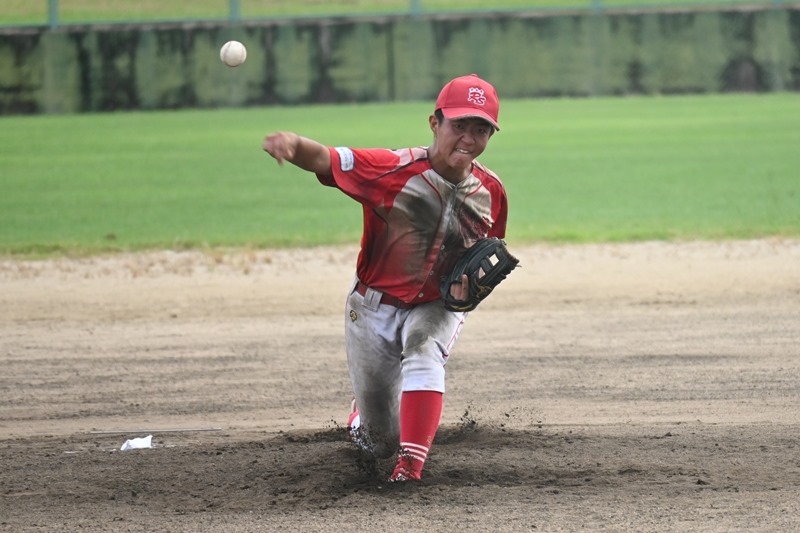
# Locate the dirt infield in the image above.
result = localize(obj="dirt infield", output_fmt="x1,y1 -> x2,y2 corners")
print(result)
1,240 -> 799,532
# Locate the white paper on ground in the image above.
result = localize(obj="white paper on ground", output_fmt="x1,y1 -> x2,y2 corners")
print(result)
120,434 -> 153,451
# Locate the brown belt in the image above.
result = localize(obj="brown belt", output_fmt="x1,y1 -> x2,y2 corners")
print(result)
355,281 -> 417,310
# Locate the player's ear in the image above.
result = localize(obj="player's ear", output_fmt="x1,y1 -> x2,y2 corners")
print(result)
429,114 -> 438,133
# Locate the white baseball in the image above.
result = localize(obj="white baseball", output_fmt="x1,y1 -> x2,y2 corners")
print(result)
220,40 -> 247,67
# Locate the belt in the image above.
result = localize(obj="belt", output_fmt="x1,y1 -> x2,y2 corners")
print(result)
355,281 -> 417,310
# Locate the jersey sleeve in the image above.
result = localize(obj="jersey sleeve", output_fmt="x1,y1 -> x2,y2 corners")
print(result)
316,147 -> 407,208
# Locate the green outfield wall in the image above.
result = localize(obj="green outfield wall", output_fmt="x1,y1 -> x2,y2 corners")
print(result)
0,7 -> 798,114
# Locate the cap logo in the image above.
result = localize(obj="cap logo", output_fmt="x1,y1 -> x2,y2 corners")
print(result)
467,87 -> 486,106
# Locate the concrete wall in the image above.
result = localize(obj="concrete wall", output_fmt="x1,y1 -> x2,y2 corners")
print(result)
0,7 -> 798,114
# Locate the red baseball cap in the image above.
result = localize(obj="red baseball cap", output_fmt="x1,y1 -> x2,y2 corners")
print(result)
435,73 -> 500,131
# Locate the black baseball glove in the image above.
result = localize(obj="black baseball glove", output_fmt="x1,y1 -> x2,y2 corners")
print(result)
441,237 -> 520,312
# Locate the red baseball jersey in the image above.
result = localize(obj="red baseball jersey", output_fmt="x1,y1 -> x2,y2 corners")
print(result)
317,146 -> 508,305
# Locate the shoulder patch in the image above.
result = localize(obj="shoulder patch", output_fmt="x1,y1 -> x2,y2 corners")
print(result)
335,147 -> 355,172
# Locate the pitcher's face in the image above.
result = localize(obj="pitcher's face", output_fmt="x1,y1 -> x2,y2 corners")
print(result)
428,115 -> 494,182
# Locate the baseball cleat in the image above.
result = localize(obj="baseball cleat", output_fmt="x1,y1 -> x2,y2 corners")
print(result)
347,399 -> 371,452
347,399 -> 361,437
388,464 -> 420,483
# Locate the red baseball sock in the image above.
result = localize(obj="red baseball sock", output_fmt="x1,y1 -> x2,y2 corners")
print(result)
391,390 -> 443,481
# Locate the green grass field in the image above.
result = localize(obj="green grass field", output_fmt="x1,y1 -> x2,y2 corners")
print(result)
1,93 -> 798,257
0,0 -> 784,25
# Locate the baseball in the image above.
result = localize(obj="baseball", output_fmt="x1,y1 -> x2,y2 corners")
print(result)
220,40 -> 247,67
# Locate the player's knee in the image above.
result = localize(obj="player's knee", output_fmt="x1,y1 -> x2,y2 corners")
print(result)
401,343 -> 446,391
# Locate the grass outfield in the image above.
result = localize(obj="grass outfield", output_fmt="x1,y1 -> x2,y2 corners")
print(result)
1,93 -> 798,256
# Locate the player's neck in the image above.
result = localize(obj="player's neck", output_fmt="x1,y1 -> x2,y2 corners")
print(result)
427,147 -> 471,184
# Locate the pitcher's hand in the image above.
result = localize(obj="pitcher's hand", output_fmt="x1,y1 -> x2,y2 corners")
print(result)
263,131 -> 299,166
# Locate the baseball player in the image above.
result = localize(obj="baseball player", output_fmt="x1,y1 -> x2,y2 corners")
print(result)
262,74 -> 508,482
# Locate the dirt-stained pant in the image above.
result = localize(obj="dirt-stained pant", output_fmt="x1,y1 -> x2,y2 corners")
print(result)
344,278 -> 466,458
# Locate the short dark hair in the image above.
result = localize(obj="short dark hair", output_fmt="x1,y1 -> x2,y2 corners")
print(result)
434,109 -> 494,131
